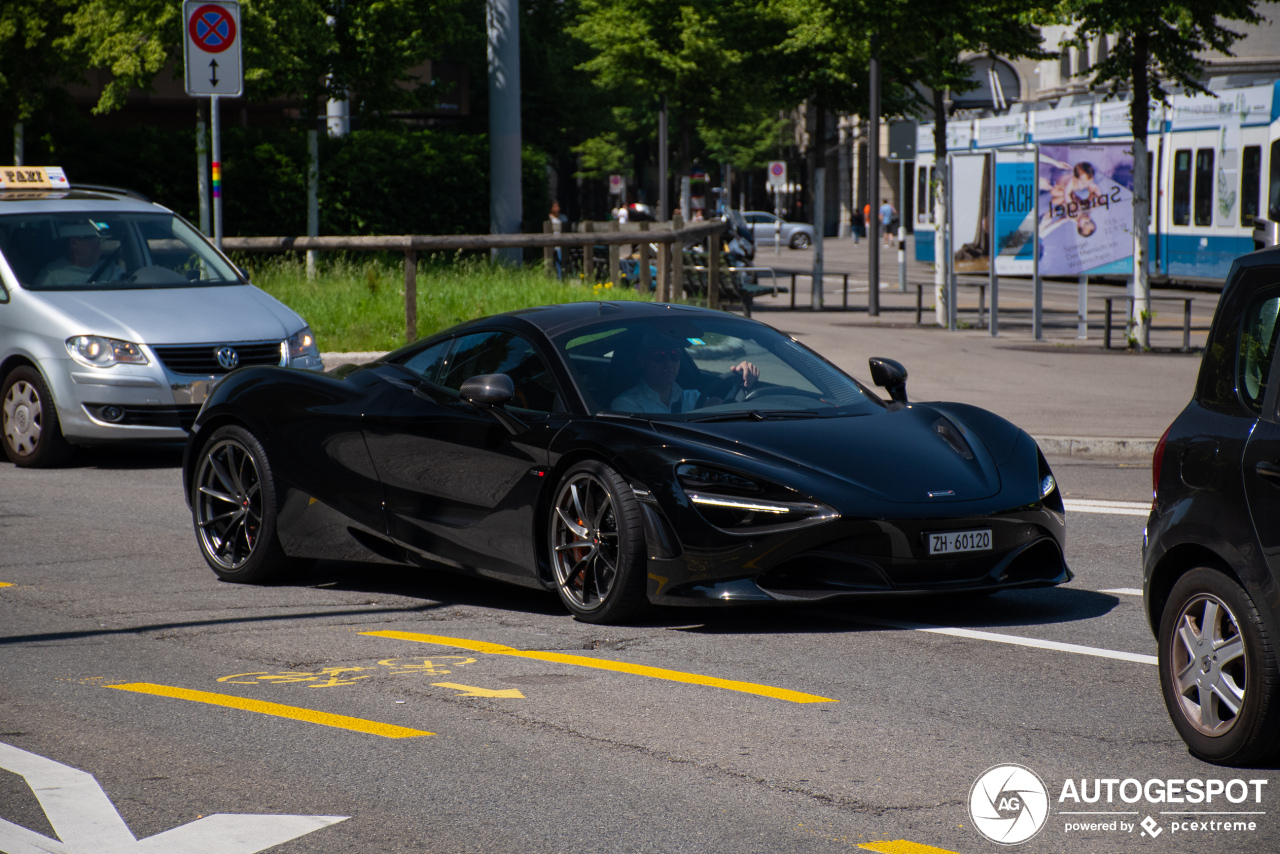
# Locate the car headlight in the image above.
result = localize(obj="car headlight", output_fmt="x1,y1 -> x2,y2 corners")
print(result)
285,327 -> 319,364
1040,474 -> 1056,498
1037,450 -> 1064,513
676,463 -> 837,534
65,335 -> 148,368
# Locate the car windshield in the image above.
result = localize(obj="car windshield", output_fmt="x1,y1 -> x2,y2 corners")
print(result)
554,314 -> 884,419
0,211 -> 243,290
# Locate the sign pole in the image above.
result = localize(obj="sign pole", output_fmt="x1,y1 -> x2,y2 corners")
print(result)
989,150 -> 998,337
210,94 -> 222,249
898,160 -> 906,292
1033,143 -> 1042,341
774,185 -> 781,256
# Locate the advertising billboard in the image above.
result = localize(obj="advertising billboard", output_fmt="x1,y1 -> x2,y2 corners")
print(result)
993,150 -> 1036,275
1037,142 -> 1134,276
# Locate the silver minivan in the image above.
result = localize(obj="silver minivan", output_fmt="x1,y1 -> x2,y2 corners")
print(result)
0,171 -> 321,467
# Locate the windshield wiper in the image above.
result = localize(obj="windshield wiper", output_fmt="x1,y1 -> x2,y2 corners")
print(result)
687,409 -> 822,422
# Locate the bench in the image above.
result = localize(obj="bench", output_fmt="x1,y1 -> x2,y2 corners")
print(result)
682,251 -> 786,317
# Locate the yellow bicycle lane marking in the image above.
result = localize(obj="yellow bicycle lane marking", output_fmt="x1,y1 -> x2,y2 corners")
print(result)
108,683 -> 433,738
360,631 -> 836,704
859,841 -> 965,854
0,582 -> 13,588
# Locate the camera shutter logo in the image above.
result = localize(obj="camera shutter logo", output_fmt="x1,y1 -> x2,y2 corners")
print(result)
969,764 -> 1050,844
215,346 -> 239,370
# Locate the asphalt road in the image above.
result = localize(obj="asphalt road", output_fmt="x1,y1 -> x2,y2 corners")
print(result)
2,447 -> 1276,854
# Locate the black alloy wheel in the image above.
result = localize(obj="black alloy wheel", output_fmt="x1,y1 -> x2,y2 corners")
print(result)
192,424 -> 301,583
1158,568 -> 1280,765
548,460 -> 647,623
1,366 -> 72,467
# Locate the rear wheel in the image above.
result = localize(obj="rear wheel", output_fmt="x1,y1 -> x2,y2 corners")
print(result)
1158,568 -> 1280,765
2,366 -> 72,467
789,232 -> 811,250
547,460 -> 648,623
192,425 -> 303,583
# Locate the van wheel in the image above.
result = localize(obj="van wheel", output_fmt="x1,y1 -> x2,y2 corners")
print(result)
2,367 -> 72,467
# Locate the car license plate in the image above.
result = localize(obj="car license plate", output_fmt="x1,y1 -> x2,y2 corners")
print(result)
928,529 -> 992,555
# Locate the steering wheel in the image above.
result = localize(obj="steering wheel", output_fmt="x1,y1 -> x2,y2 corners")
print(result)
701,370 -> 749,405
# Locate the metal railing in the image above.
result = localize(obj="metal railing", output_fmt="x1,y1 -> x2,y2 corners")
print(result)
222,218 -> 728,344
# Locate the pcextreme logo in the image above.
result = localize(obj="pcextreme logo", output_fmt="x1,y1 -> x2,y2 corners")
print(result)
969,764 -> 1270,845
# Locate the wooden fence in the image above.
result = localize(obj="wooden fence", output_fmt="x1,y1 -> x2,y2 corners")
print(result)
222,217 -> 729,344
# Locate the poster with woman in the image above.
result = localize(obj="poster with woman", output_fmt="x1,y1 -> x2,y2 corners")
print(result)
1037,143 -> 1134,276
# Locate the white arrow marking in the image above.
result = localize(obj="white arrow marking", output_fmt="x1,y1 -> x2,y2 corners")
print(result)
0,741 -> 347,854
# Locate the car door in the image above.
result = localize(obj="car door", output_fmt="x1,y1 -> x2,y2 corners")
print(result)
363,329 -> 569,580
1237,284 -> 1280,577
748,213 -> 778,245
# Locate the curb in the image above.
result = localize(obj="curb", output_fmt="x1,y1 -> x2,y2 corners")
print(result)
1032,435 -> 1157,461
322,355 -> 1156,461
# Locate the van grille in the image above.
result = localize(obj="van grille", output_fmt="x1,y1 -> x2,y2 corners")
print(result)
152,341 -> 283,375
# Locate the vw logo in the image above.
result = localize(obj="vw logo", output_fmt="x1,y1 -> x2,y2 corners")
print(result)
968,764 -> 1050,845
215,346 -> 240,370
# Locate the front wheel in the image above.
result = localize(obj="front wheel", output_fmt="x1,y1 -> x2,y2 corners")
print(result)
2,366 -> 72,467
192,425 -> 303,583
547,460 -> 648,623
1158,568 -> 1280,765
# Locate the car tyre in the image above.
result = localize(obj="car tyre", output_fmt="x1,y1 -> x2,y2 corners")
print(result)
548,460 -> 648,623
2,366 -> 72,467
1157,567 -> 1280,765
789,232 -> 811,250
192,425 -> 306,584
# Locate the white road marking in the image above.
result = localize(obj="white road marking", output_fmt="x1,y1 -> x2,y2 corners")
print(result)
828,615 -> 1158,666
1100,588 -> 1143,596
1064,499 -> 1150,517
0,741 -> 347,854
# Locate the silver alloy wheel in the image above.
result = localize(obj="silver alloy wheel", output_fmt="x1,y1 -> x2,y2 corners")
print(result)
194,438 -> 264,570
549,472 -> 620,613
1170,592 -> 1247,736
3,380 -> 42,456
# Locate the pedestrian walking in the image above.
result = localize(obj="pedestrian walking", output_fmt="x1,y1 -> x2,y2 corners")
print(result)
880,201 -> 897,247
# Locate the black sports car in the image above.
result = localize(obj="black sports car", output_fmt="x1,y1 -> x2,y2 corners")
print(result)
183,301 -> 1069,623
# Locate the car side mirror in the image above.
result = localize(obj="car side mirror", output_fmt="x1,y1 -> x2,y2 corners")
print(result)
868,357 -> 908,405
459,373 -> 527,435
460,373 -> 515,406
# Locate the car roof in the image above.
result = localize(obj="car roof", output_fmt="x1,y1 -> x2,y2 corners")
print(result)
0,190 -> 163,214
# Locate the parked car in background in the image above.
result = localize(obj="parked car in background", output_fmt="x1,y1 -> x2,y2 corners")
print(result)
743,211 -> 814,249
0,166 -> 321,467
1144,246 -> 1280,765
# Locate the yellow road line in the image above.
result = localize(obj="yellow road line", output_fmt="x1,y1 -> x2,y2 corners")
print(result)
859,842 -> 964,854
0,582 -> 13,588
107,682 -> 433,738
360,630 -> 836,704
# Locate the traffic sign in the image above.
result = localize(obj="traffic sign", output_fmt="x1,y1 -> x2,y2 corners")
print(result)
609,174 -> 624,195
767,161 -> 786,188
184,1 -> 242,97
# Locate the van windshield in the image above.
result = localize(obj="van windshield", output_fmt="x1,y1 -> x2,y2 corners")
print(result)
0,212 -> 243,290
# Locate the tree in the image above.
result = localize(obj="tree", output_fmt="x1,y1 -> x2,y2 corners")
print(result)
874,0 -> 1052,325
1065,0 -> 1261,348
58,1 -> 467,120
0,0 -> 82,156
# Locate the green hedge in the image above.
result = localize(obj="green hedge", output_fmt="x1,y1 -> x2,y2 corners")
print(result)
38,124 -> 547,238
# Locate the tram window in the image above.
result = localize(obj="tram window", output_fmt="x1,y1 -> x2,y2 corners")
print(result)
1194,149 -> 1214,226
1242,145 -> 1262,226
1269,140 -> 1280,221
1172,149 -> 1191,226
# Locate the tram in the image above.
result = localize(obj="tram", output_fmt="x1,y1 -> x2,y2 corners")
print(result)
912,81 -> 1280,283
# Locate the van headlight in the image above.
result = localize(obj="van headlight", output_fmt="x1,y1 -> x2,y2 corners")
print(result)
66,335 -> 148,368
285,327 -> 320,365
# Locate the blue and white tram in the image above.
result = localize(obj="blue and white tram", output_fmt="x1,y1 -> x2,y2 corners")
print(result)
913,81 -> 1280,283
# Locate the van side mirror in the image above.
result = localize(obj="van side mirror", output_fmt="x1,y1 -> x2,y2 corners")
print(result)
868,357 -> 908,405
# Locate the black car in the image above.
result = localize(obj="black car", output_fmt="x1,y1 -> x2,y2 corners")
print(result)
184,302 -> 1068,624
1145,250 -> 1280,765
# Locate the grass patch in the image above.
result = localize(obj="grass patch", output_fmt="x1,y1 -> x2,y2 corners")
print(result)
241,254 -> 652,353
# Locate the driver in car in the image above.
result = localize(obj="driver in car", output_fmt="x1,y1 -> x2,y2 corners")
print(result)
35,221 -> 122,286
611,332 -> 758,414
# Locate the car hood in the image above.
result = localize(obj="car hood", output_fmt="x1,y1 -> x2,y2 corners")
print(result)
652,403 -> 1006,504
28,285 -> 304,344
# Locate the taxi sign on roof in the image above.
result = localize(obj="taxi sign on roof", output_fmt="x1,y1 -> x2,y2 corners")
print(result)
0,167 -> 70,190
